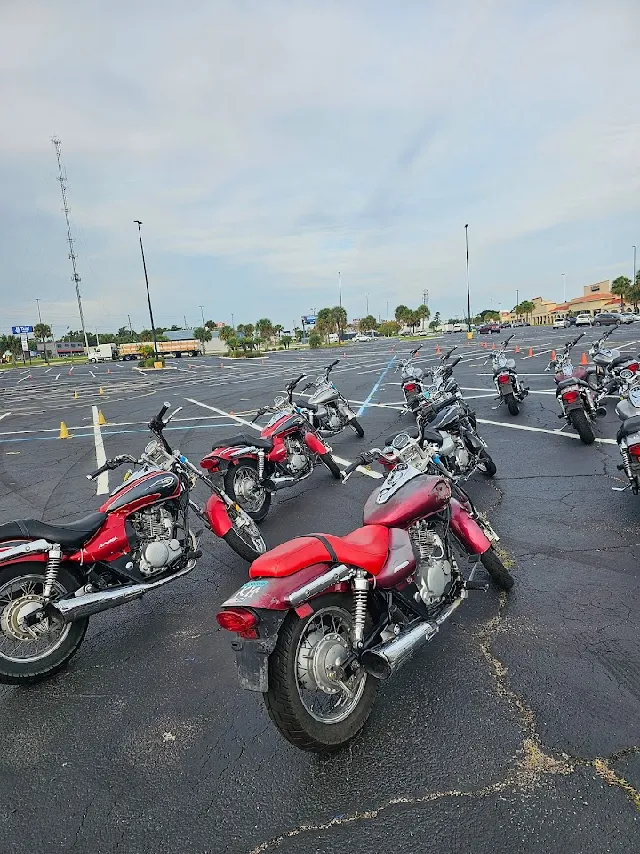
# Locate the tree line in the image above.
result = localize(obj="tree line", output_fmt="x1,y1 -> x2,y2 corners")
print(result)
611,272 -> 640,311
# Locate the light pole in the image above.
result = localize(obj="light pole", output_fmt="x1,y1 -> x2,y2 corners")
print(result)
562,272 -> 566,304
133,220 -> 159,361
464,224 -> 471,331
231,313 -> 234,329
365,293 -> 369,315
634,246 -> 637,310
35,298 -> 49,364
338,271 -> 342,308
200,305 -> 205,326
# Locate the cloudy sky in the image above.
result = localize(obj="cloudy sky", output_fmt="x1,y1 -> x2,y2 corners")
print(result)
1,0 -> 639,336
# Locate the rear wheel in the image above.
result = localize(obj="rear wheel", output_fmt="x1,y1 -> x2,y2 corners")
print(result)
320,452 -> 342,479
350,419 -> 365,437
0,564 -> 88,684
480,548 -> 514,591
224,461 -> 271,521
477,450 -> 497,477
222,504 -> 267,562
264,594 -> 378,752
505,393 -> 519,416
569,409 -> 595,444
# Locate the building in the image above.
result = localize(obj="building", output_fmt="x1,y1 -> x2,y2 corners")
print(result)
37,341 -> 85,357
529,297 -> 558,326
552,281 -> 625,320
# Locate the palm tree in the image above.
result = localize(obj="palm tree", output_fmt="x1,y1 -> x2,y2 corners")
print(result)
395,305 -> 411,325
256,318 -> 274,342
416,304 -> 430,331
316,308 -> 335,341
330,306 -> 347,338
273,324 -> 284,340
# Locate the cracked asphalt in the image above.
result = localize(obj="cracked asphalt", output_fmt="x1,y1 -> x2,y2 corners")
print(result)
0,329 -> 638,853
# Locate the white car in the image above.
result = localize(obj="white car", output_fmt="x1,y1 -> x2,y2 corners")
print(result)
354,333 -> 372,342
328,333 -> 340,343
575,314 -> 592,327
553,318 -> 569,329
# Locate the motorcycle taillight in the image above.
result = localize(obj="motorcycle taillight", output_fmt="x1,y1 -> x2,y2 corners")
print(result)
404,382 -> 417,393
562,390 -> 580,404
628,444 -> 640,459
628,363 -> 639,373
497,373 -> 510,384
216,607 -> 259,638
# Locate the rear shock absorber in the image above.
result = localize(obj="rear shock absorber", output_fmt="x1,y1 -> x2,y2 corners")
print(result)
257,449 -> 265,480
43,545 -> 61,599
352,571 -> 369,648
620,445 -> 633,480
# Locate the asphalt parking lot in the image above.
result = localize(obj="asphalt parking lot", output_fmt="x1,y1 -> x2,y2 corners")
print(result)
0,329 -> 638,854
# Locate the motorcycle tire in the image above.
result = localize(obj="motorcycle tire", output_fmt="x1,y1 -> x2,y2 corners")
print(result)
264,593 -> 378,753
0,563 -> 88,685
505,393 -> 519,416
350,418 -> 365,437
569,409 -> 595,445
320,452 -> 342,479
480,548 -> 514,591
594,321 -> 601,326
224,461 -> 271,522
223,520 -> 267,563
477,450 -> 497,477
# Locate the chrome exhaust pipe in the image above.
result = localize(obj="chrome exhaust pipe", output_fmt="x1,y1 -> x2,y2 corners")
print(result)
361,598 -> 463,680
265,476 -> 297,492
52,564 -> 194,622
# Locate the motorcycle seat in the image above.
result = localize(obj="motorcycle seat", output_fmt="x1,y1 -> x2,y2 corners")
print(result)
0,512 -> 108,549
249,525 -> 390,578
213,434 -> 274,451
556,377 -> 586,391
610,354 -> 640,369
617,415 -> 640,439
384,427 -> 444,447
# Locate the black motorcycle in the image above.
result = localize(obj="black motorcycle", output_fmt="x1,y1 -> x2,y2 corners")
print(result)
488,334 -> 529,415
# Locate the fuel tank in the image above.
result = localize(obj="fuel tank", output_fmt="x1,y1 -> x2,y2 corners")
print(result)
100,471 -> 181,512
363,469 -> 451,528
310,387 -> 340,405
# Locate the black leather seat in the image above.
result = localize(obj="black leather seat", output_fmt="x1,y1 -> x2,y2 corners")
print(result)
0,512 -> 107,549
617,415 -> 640,439
611,354 -> 638,368
556,377 -> 585,391
214,434 -> 273,451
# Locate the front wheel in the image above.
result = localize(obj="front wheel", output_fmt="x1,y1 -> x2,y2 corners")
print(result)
350,418 -> 365,437
480,548 -> 514,591
477,449 -> 497,477
224,461 -> 271,521
0,563 -> 88,684
569,409 -> 595,445
505,393 -> 519,416
320,451 -> 342,479
264,594 -> 378,752
222,504 -> 267,562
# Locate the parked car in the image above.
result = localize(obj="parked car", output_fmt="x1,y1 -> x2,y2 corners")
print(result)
354,333 -> 372,342
479,323 -> 501,334
619,312 -> 636,324
553,318 -> 569,329
328,333 -> 339,343
566,316 -> 577,326
452,323 -> 466,333
592,312 -> 622,327
575,314 -> 592,327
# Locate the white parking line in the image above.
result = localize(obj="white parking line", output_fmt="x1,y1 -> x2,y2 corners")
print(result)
0,413 -> 11,422
185,398 -> 382,479
476,417 -> 616,444
91,405 -> 109,495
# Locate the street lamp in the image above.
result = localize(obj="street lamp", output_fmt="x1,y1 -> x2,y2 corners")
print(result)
35,298 -> 49,364
634,246 -> 637,296
338,271 -> 342,308
464,224 -> 471,331
200,305 -> 205,326
133,221 -> 159,361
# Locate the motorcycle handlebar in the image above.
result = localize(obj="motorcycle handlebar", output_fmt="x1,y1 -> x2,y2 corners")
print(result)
86,454 -> 134,480
157,402 -> 170,422
449,356 -> 461,368
504,334 -> 514,345
287,374 -> 305,390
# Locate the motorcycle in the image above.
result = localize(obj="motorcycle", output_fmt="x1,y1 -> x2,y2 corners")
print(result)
612,380 -> 640,495
488,334 -> 529,415
0,403 -> 267,685
216,446 -> 513,753
413,393 -> 496,479
398,345 -> 458,413
203,375 -> 342,521
588,326 -> 639,396
298,359 -> 364,438
546,333 -> 603,445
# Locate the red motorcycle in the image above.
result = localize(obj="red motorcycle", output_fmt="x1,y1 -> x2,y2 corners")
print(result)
216,447 -> 514,753
202,375 -> 342,521
0,403 -> 266,685
546,333 -> 604,444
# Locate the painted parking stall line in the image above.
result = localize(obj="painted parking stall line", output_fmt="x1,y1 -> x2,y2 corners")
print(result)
91,405 -> 109,495
356,356 -> 396,417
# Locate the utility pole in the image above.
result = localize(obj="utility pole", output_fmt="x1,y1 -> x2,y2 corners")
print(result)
95,327 -> 101,345
562,272 -> 566,304
128,314 -> 134,334
465,224 -> 471,332
338,271 -> 342,308
386,300 -> 389,320
184,315 -> 188,329
634,246 -> 637,303
52,137 -> 89,353
366,293 -> 369,315
35,298 -> 49,364
199,305 -> 205,326
133,221 -> 159,361
516,289 -> 519,319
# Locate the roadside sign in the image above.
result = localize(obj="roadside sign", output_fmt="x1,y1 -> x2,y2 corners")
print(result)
12,325 -> 33,334
20,334 -> 29,352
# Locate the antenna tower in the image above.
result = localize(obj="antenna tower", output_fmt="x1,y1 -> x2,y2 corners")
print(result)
51,137 -> 89,351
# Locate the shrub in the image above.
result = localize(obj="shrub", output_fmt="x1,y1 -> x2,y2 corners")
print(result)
309,332 -> 322,348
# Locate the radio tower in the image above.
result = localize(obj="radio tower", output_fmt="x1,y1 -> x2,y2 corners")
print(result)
51,137 -> 89,351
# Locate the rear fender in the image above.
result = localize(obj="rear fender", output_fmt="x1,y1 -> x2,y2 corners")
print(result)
497,381 -> 514,395
0,539 -> 50,567
450,499 -> 491,555
205,493 -> 233,537
222,562 -> 349,611
229,610 -> 288,692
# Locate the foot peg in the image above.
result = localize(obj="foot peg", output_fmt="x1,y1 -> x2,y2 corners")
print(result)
465,580 -> 489,591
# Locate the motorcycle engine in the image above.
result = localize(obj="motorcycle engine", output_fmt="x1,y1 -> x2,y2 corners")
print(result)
284,437 -> 311,474
454,438 -> 470,471
131,506 -> 183,577
409,522 -> 453,607
327,410 -> 343,429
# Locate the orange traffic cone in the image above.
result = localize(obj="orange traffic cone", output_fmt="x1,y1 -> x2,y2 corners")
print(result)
551,350 -> 556,361
492,342 -> 496,350
581,352 -> 588,365
528,347 -> 533,357
514,344 -> 520,353
435,344 -> 441,354
107,367 -> 111,374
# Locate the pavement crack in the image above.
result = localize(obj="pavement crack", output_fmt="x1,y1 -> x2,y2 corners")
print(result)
591,755 -> 640,809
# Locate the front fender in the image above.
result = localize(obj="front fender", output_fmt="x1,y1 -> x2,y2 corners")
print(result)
205,493 -> 233,537
304,431 -> 330,456
449,498 -> 491,555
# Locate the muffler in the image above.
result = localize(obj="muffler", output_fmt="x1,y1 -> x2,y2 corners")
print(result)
361,598 -> 463,680
52,564 -> 194,622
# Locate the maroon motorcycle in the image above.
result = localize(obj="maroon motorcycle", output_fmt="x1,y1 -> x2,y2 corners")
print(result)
202,375 -> 342,521
216,448 -> 514,753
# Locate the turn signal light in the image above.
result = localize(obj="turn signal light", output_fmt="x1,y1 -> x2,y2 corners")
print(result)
628,444 -> 640,459
216,607 -> 259,638
497,373 -> 510,384
562,390 -> 580,404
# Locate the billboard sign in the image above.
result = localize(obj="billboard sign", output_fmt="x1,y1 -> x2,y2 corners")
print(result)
302,315 -> 317,327
12,325 -> 33,334
20,334 -> 29,352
